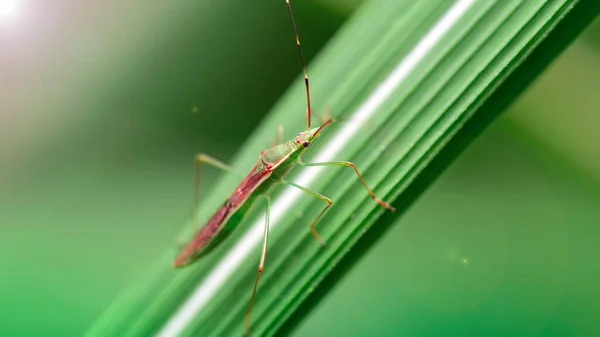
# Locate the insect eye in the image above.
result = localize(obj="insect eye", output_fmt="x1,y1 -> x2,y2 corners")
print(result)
302,140 -> 310,148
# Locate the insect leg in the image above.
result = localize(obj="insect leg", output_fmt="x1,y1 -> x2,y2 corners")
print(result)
245,195 -> 271,336
298,161 -> 396,211
192,153 -> 243,216
320,105 -> 332,125
188,153 -> 245,241
277,124 -> 284,144
177,154 -> 241,249
284,180 -> 332,246
270,124 -> 285,147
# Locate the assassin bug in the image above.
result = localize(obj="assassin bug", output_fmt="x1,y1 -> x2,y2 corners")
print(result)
173,1 -> 395,334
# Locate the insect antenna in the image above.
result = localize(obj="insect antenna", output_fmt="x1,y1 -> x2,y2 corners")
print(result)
314,119 -> 333,137
286,0 -> 312,130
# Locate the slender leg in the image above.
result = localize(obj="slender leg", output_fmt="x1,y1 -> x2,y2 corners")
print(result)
245,195 -> 271,336
192,153 -> 243,218
188,154 -> 244,239
298,161 -> 396,212
271,124 -> 285,147
320,105 -> 333,125
285,180 -> 332,247
310,105 -> 333,126
177,154 -> 242,248
277,124 -> 284,144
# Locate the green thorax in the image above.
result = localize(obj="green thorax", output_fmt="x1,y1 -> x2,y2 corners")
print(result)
256,126 -> 323,183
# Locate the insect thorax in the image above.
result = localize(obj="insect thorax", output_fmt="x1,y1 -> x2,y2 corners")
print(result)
262,141 -> 298,166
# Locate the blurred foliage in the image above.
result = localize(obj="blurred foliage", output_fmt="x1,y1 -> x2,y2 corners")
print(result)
0,0 -> 598,336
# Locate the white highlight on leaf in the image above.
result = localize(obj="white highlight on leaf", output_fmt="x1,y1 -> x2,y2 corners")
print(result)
158,0 -> 475,335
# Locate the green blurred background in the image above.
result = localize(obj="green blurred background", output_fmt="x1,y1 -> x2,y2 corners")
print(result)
1,1 -> 599,336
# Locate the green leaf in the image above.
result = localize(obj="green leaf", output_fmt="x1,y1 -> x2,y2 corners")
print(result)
86,0 -> 599,336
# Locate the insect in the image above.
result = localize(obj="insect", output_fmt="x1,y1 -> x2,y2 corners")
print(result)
172,1 -> 395,335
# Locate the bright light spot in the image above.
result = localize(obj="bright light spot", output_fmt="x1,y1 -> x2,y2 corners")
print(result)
0,0 -> 18,18
461,258 -> 469,265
